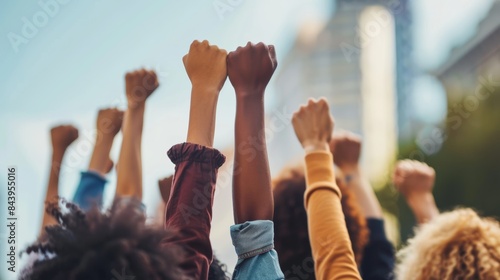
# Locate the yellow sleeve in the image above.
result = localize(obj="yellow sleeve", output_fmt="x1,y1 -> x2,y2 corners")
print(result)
304,151 -> 361,280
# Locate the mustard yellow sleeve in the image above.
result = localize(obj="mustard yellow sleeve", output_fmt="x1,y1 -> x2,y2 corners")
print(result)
304,151 -> 361,280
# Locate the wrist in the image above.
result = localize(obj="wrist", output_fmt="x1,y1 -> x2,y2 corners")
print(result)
338,164 -> 360,174
234,89 -> 265,99
127,101 -> 146,111
192,84 -> 222,94
410,202 -> 439,224
94,133 -> 115,147
191,86 -> 221,100
406,192 -> 438,216
51,146 -> 67,156
235,94 -> 265,109
303,141 -> 330,154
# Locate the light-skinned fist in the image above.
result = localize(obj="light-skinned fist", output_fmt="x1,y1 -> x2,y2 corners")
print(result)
183,40 -> 227,92
393,160 -> 436,197
125,69 -> 159,108
227,42 -> 277,97
292,98 -> 334,153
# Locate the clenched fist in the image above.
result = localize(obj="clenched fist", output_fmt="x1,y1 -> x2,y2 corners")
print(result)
125,69 -> 159,108
96,108 -> 124,136
227,42 -> 277,97
330,132 -> 361,169
51,125 -> 78,150
393,160 -> 435,197
292,98 -> 334,153
183,40 -> 228,92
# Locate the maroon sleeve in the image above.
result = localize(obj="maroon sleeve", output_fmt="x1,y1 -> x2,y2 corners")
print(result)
163,142 -> 226,280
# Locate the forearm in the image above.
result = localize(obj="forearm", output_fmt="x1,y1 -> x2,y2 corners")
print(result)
406,192 -> 439,224
88,134 -> 114,175
116,105 -> 144,199
187,87 -> 219,148
304,151 -> 361,280
233,95 -> 273,224
164,77 -> 224,279
341,166 -> 383,219
41,149 -> 65,232
164,143 -> 225,280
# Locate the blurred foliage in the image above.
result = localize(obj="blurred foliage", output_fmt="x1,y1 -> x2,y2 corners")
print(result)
376,83 -> 500,245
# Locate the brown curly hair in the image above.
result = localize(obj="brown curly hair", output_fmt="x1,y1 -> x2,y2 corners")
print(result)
21,198 -> 186,280
272,164 -> 369,279
396,208 -> 500,280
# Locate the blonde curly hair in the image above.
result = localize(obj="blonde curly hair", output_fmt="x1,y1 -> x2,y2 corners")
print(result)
396,208 -> 500,280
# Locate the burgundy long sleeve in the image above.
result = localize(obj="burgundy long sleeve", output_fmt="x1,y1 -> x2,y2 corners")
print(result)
163,143 -> 226,280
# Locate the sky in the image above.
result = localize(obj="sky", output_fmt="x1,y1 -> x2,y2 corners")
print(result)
0,0 -> 495,279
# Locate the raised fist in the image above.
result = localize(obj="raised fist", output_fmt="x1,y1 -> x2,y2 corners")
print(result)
158,175 -> 173,204
393,160 -> 435,197
330,132 -> 361,169
96,108 -> 124,136
183,40 -> 228,92
125,68 -> 159,107
227,42 -> 277,97
51,125 -> 79,150
292,98 -> 334,152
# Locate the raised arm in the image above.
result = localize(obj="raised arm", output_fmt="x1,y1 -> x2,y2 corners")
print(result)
393,160 -> 439,224
73,108 -> 123,210
228,42 -> 277,224
41,125 -> 78,233
163,40 -> 227,280
227,42 -> 284,279
330,133 -> 383,218
331,132 -> 395,280
292,98 -> 361,280
88,108 -> 122,176
115,69 -> 158,199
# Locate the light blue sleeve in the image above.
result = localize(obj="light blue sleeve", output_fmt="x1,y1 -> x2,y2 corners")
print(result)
230,220 -> 285,280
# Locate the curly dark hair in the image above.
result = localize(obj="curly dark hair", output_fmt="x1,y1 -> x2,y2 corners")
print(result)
273,165 -> 369,279
208,254 -> 231,280
20,198 -> 186,280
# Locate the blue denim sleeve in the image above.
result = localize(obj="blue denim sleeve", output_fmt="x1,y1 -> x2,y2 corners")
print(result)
230,220 -> 285,280
72,171 -> 107,211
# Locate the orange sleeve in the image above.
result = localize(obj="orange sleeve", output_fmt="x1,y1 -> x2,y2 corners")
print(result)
304,151 -> 361,280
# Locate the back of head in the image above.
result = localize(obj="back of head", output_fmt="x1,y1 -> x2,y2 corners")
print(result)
396,208 -> 500,280
273,167 -> 312,278
272,165 -> 368,278
21,198 -> 185,280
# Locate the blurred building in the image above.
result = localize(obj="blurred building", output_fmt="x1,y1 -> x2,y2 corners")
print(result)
433,1 -> 500,103
269,0 -> 413,187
